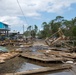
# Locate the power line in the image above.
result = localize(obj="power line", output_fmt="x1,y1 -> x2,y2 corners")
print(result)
17,0 -> 29,26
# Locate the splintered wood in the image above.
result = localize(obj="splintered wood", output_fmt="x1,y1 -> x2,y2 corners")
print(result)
37,50 -> 76,59
20,51 -> 73,63
0,53 -> 19,63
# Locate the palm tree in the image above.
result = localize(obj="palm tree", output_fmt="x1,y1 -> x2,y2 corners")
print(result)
55,16 -> 64,22
34,25 -> 38,33
27,25 -> 32,31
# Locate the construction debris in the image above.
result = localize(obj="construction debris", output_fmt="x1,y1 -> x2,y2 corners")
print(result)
0,29 -> 76,75
0,52 -> 19,64
45,28 -> 76,52
4,64 -> 72,75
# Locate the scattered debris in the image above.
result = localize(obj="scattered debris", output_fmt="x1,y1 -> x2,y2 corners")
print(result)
4,64 -> 72,75
0,52 -> 19,64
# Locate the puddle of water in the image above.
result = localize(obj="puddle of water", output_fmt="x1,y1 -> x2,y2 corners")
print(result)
17,62 -> 43,72
0,57 -> 43,73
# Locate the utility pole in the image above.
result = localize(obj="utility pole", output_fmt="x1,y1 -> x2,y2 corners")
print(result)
23,25 -> 25,41
23,25 -> 24,34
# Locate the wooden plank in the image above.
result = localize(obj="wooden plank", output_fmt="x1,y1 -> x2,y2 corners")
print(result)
0,59 -> 5,64
0,53 -> 19,64
37,50 -> 76,59
4,64 -> 72,75
20,53 -> 73,62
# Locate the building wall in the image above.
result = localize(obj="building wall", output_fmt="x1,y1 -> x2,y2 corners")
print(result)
0,22 -> 10,38
0,22 -> 4,28
0,22 -> 9,30
4,24 -> 8,29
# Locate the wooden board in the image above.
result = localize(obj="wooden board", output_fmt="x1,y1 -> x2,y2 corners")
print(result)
4,64 -> 72,75
20,52 -> 73,62
0,53 -> 19,64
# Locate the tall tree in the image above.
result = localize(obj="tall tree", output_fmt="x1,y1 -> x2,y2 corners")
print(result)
34,25 -> 38,33
42,22 -> 51,38
27,25 -> 32,31
49,16 -> 64,34
55,16 -> 64,22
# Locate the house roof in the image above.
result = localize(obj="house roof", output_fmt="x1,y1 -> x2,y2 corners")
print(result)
0,22 -> 10,31
0,22 -> 9,26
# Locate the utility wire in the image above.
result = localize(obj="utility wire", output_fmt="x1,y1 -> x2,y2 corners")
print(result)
17,0 -> 29,26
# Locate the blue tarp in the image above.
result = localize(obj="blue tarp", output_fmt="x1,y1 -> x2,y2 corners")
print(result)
0,46 -> 8,52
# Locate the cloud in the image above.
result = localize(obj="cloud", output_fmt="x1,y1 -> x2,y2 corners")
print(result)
0,0 -> 76,32
0,0 -> 76,17
0,16 -> 27,33
46,0 -> 76,13
0,16 -> 27,26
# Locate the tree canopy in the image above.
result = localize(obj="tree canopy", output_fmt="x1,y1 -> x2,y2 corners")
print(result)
24,16 -> 76,39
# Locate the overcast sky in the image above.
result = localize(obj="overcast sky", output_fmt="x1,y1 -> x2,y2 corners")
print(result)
0,0 -> 76,33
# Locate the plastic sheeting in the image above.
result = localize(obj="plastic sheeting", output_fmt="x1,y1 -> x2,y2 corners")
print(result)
0,46 -> 8,52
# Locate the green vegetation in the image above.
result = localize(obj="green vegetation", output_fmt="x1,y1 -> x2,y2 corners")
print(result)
24,16 -> 76,39
24,25 -> 38,38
